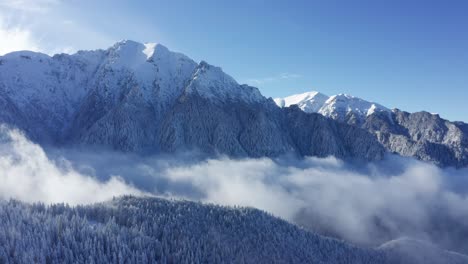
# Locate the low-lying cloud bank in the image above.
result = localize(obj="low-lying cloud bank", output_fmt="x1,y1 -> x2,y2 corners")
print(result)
1,126 -> 468,254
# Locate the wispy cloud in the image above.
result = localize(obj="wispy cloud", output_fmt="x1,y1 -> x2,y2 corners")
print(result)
0,0 -> 61,55
0,0 -> 60,13
0,19 -> 76,56
247,72 -> 302,85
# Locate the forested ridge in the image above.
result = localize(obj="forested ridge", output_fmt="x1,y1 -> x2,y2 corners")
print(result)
0,196 -> 389,264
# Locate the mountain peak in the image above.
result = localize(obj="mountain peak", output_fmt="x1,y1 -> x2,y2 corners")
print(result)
274,90 -> 329,113
108,40 -> 171,62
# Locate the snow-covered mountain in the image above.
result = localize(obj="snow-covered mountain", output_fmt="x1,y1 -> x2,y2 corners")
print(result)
1,196 -> 466,264
0,40 -> 198,143
276,91 -> 468,167
0,40 -> 383,161
1,40 -> 466,166
274,91 -> 390,124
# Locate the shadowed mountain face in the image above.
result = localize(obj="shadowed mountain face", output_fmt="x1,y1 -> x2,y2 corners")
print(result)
0,40 -> 384,162
276,91 -> 468,167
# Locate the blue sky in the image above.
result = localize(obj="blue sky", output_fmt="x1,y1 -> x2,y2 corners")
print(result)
0,0 -> 467,121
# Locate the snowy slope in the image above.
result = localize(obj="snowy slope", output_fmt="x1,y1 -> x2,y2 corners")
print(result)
0,50 -> 106,141
274,91 -> 329,113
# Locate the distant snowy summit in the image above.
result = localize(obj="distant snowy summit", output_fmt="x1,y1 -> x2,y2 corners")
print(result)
275,91 -> 390,124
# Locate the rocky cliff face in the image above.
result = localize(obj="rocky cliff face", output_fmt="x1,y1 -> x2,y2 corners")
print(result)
363,110 -> 468,167
0,41 -> 384,161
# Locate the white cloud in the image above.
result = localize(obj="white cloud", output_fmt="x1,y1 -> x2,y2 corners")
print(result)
0,19 -> 41,55
0,16 -> 79,55
0,1 -> 81,55
0,126 -> 145,205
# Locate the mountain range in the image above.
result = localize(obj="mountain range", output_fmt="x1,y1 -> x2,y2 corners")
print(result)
0,40 -> 383,161
0,40 -> 466,167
